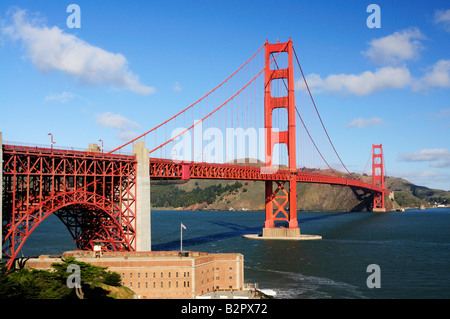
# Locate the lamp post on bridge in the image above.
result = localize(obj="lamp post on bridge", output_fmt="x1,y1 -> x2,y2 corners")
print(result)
48,133 -> 55,150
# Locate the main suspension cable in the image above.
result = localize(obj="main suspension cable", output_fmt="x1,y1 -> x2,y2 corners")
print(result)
293,46 -> 354,179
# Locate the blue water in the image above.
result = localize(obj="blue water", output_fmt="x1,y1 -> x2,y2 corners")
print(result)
19,208 -> 450,299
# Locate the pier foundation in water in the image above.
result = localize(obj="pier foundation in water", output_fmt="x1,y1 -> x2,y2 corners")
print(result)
243,227 -> 322,241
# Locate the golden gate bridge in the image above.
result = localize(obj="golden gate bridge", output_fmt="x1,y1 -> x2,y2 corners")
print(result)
1,39 -> 388,269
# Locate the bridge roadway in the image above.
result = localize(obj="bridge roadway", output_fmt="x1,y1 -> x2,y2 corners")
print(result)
149,158 -> 387,195
1,143 -> 386,195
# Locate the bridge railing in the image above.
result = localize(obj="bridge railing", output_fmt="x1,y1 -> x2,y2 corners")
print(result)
3,141 -> 135,159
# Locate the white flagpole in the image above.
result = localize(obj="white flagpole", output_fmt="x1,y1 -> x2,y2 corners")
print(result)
180,223 -> 183,251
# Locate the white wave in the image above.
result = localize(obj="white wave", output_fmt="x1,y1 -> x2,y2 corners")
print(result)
250,268 -> 367,299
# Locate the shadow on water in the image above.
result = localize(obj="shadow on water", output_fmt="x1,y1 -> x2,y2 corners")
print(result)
152,212 -> 351,251
152,221 -> 262,251
299,212 -> 351,223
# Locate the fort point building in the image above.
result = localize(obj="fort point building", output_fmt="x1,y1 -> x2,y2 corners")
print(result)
24,250 -> 245,299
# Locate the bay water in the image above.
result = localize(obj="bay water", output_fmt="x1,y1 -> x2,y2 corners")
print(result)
20,208 -> 450,299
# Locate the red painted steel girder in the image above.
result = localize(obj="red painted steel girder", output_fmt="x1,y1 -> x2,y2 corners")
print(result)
2,144 -> 137,269
149,158 -> 388,195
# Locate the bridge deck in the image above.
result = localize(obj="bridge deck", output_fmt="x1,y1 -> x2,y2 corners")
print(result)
3,144 -> 135,161
2,143 -> 387,195
149,158 -> 388,194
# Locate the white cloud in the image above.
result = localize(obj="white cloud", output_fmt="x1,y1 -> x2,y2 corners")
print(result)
295,27 -> 447,97
430,161 -> 450,168
299,66 -> 412,96
432,108 -> 450,119
1,9 -> 155,95
434,9 -> 450,32
96,112 -> 140,130
413,59 -> 450,91
393,170 -> 450,190
398,148 -> 450,168
362,28 -> 425,65
117,131 -> 139,141
173,81 -> 182,92
44,91 -> 77,103
300,59 -> 450,96
96,112 -> 141,141
347,117 -> 383,128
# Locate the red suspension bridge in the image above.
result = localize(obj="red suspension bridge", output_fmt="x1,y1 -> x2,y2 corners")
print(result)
1,39 -> 388,268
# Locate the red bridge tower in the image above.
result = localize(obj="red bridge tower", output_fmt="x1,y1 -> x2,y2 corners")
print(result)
372,144 -> 386,212
263,38 -> 301,237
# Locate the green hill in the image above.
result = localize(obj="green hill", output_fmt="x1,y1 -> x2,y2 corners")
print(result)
387,176 -> 450,208
150,175 -> 450,212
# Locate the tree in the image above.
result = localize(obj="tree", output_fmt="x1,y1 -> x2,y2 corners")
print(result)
103,271 -> 122,286
0,257 -> 124,299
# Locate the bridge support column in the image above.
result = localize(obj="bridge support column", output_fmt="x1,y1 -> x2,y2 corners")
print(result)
288,176 -> 298,229
86,143 -> 100,153
263,178 -> 298,229
134,141 -> 151,251
262,179 -> 300,238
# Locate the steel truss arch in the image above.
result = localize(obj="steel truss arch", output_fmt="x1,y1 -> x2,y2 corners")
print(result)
3,190 -> 135,269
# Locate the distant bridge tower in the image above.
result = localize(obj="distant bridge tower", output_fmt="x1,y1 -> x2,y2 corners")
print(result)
372,144 -> 386,212
263,38 -> 300,237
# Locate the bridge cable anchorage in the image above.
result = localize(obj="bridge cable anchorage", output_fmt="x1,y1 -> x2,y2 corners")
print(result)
106,42 -> 266,155
293,46 -> 355,179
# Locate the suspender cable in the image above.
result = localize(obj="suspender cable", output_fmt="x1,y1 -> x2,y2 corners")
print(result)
293,46 -> 354,179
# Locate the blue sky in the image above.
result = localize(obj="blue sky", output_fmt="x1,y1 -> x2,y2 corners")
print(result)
1,1 -> 449,191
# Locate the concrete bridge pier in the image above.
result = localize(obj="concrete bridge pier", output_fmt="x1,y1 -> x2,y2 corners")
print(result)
133,141 -> 151,251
